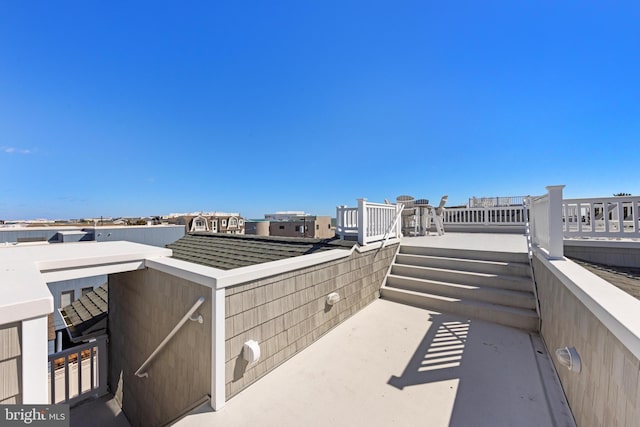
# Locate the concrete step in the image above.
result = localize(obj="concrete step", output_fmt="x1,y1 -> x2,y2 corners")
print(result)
385,274 -> 536,310
390,264 -> 533,292
399,245 -> 530,264
395,253 -> 531,278
380,286 -> 539,331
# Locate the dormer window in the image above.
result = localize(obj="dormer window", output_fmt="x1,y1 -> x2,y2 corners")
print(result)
229,217 -> 238,228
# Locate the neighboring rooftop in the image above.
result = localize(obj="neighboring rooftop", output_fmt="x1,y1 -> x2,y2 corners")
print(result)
60,283 -> 108,343
167,233 -> 355,270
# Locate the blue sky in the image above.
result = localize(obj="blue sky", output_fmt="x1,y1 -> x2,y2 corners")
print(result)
1,1 -> 638,220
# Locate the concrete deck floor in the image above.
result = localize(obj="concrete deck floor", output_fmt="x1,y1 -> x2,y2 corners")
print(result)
70,394 -> 130,427
401,232 -> 529,253
176,299 -> 574,427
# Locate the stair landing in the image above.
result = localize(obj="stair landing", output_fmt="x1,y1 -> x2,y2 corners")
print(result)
400,232 -> 529,254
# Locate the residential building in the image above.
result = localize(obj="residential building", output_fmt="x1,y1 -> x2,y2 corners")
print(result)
245,212 -> 334,239
2,188 -> 640,427
172,212 -> 245,235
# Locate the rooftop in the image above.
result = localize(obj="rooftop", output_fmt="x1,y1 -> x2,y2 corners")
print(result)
168,233 -> 355,270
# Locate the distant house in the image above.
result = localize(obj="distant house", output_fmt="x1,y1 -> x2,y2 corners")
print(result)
174,213 -> 245,235
246,213 -> 333,239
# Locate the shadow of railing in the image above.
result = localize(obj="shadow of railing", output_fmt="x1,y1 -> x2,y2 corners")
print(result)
388,314 -> 470,390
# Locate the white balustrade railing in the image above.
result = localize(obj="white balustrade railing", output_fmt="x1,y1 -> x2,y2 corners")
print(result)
443,206 -> 526,225
468,195 -> 527,208
335,206 -> 359,238
336,199 -> 402,245
48,335 -> 108,405
563,196 -> 640,238
529,185 -> 565,259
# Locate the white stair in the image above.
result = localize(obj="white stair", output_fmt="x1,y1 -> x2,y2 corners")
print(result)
381,245 -> 539,331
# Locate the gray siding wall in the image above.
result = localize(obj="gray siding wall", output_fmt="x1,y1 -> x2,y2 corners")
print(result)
224,244 -> 398,399
0,322 -> 22,404
534,257 -> 640,427
109,269 -> 212,427
564,243 -> 640,268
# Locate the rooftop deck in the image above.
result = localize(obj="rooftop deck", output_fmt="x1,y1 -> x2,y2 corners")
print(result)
400,232 -> 529,253
175,299 -> 572,427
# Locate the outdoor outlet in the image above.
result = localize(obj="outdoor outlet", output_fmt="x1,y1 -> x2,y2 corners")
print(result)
243,340 -> 261,364
326,292 -> 340,306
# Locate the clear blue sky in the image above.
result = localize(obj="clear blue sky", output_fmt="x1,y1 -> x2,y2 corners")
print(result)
1,1 -> 638,220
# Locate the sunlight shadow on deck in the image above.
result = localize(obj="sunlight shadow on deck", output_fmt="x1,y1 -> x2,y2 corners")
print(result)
389,317 -> 469,389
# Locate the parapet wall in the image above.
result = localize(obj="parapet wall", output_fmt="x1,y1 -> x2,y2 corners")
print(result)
224,244 -> 398,399
564,239 -> 640,268
534,254 -> 640,426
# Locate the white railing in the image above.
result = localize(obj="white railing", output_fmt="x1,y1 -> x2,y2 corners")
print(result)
468,195 -> 527,208
443,206 -> 527,226
529,185 -> 565,259
48,335 -> 108,405
336,199 -> 402,245
335,206 -> 359,238
563,196 -> 640,239
135,296 -> 205,378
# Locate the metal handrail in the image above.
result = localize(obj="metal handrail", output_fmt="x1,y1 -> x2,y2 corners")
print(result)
135,296 -> 205,378
381,203 -> 404,249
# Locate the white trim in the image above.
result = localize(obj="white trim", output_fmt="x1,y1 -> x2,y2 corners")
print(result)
144,258 -> 221,288
534,247 -> 640,360
42,260 -> 146,283
354,238 -> 400,253
21,316 -> 49,403
215,249 -> 352,289
564,238 -> 640,249
146,248 -> 353,290
211,288 -> 225,410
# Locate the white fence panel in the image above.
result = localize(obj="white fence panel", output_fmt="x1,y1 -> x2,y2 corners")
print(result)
563,196 -> 640,238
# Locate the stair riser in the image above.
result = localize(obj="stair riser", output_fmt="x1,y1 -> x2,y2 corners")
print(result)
381,288 -> 538,331
399,246 -> 529,264
391,265 -> 532,292
395,254 -> 531,278
386,275 -> 536,310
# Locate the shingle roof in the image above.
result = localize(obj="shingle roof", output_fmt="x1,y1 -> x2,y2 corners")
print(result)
167,233 -> 355,270
60,283 -> 108,343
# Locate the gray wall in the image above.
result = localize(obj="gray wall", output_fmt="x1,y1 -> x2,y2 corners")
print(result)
0,322 -> 21,404
564,241 -> 640,268
224,244 -> 398,399
109,269 -> 212,427
534,256 -> 640,427
94,225 -> 184,247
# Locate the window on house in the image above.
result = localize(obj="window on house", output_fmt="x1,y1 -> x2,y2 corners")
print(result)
60,290 -> 74,307
316,224 -> 319,230
229,217 -> 238,227
81,287 -> 93,296
222,219 -> 227,227
239,219 -> 244,226
279,225 -> 285,230
328,224 -> 331,229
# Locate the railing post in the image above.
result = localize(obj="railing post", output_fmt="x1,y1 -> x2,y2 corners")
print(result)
547,185 -> 565,259
357,198 -> 367,245
97,336 -> 108,397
